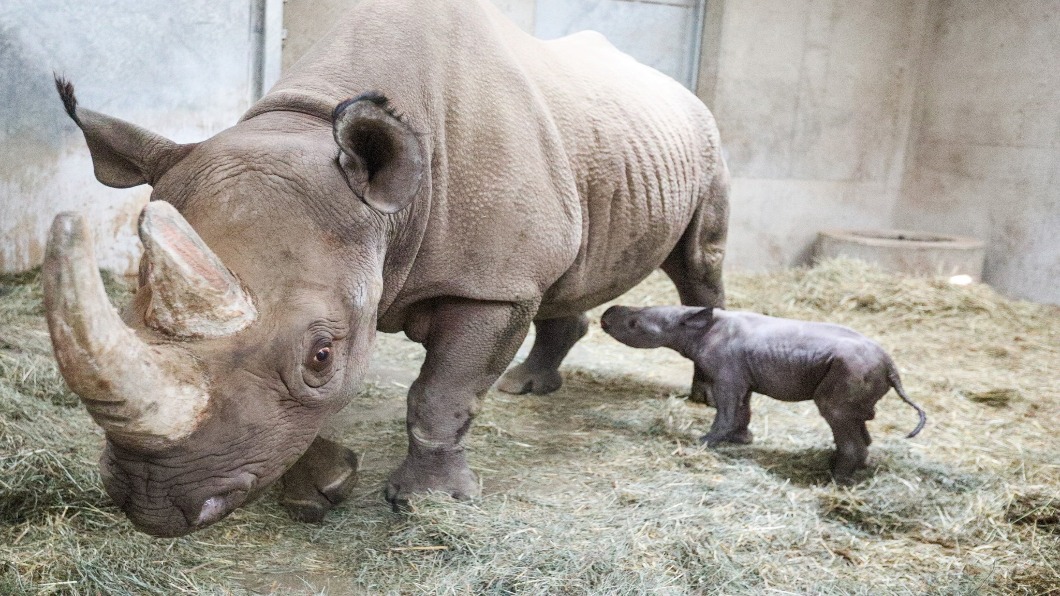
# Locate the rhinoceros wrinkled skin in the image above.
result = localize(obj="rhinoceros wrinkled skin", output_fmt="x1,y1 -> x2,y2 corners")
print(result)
46,0 -> 729,537
600,306 -> 927,482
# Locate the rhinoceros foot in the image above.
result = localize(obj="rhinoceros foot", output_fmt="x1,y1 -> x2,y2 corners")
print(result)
496,315 -> 588,396
279,437 -> 360,523
829,456 -> 869,486
385,448 -> 479,509
699,427 -> 753,448
496,362 -> 564,395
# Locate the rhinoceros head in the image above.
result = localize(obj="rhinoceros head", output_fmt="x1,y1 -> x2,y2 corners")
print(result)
45,79 -> 425,536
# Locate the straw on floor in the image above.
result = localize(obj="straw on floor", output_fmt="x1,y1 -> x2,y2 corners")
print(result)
1,259 -> 1057,595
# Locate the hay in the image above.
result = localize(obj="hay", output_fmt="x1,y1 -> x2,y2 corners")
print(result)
1,259 -> 1058,594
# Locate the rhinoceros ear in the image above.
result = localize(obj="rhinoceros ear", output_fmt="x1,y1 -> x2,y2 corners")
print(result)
332,92 -> 426,214
55,76 -> 197,188
681,307 -> 715,330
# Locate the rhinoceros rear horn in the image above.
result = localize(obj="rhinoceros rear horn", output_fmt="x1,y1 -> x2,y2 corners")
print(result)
43,213 -> 211,449
332,92 -> 426,214
138,202 -> 257,339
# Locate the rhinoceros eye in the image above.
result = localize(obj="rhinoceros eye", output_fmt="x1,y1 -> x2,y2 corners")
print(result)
307,339 -> 333,372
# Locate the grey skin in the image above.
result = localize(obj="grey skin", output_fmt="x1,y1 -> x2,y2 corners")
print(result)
42,0 -> 729,537
600,305 -> 927,482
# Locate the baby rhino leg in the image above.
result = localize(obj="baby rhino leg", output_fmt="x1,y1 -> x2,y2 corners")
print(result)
700,387 -> 753,447
822,417 -> 870,483
279,437 -> 360,522
815,362 -> 882,483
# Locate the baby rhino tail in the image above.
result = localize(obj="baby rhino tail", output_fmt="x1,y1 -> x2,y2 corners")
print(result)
886,361 -> 927,438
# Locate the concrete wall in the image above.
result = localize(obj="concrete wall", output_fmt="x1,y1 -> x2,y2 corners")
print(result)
7,0 -> 1055,302
702,0 -> 1058,303
0,0 -> 281,274
697,0 -> 930,270
895,1 -> 1060,303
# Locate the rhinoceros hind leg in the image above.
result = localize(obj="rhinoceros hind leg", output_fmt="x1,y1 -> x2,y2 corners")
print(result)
279,437 -> 360,523
662,173 -> 728,407
497,314 -> 589,395
816,360 -> 883,484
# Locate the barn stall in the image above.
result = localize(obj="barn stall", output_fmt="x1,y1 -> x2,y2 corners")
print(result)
3,0 -> 1059,593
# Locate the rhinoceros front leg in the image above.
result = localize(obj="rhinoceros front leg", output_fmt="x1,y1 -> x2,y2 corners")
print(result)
496,314 -> 589,395
386,299 -> 535,506
279,436 -> 360,523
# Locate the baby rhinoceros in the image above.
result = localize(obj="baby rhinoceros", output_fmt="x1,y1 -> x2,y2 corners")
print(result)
600,305 -> 927,482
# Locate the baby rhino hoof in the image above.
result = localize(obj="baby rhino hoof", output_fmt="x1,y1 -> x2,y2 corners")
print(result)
497,363 -> 563,395
700,428 -> 754,448
830,455 -> 869,486
279,439 -> 360,523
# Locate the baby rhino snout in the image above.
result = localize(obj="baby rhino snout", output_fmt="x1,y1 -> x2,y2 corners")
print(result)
601,306 -> 655,348
600,306 -> 634,333
601,305 -> 685,350
600,306 -> 615,332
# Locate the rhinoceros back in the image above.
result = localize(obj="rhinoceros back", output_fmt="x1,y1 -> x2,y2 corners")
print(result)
257,0 -> 721,319
515,27 -> 723,314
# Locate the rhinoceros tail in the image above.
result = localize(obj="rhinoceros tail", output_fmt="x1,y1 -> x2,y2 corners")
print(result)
886,360 -> 926,438
53,74 -> 81,125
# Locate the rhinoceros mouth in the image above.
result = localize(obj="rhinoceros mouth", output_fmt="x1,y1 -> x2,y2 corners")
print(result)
106,464 -> 259,537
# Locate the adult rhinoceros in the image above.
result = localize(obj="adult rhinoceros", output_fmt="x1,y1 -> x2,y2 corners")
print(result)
44,0 -> 729,537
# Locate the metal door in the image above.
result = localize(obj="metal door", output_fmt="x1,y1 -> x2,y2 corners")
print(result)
534,0 -> 706,89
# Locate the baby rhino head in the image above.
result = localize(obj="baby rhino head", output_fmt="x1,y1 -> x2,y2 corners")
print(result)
600,305 -> 715,349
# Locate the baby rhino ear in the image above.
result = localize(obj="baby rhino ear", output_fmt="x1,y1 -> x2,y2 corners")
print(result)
681,307 -> 715,330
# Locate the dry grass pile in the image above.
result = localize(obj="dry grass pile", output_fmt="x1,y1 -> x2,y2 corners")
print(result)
1,259 -> 1057,595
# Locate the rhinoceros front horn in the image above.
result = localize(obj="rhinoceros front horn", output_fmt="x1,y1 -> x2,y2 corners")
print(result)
43,213 -> 211,448
138,201 -> 257,338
